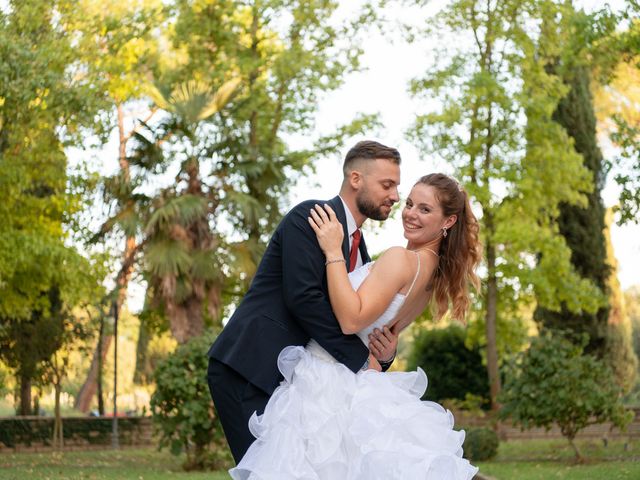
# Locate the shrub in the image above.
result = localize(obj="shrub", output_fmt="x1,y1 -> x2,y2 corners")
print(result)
406,324 -> 489,405
463,427 -> 499,461
499,331 -> 633,461
150,332 -> 231,471
0,363 -> 8,397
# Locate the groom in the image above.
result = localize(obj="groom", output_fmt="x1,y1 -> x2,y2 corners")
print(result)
207,140 -> 402,463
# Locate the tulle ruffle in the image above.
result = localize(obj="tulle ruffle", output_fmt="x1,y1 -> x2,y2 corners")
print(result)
230,345 -> 479,480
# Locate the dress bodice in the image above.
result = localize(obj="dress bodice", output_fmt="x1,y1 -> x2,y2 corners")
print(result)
347,262 -> 406,343
306,258 -> 418,362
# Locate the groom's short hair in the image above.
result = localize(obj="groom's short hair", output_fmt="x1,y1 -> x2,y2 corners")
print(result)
343,140 -> 401,176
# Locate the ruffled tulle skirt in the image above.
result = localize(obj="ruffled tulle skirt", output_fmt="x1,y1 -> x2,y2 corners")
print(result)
229,345 -> 478,480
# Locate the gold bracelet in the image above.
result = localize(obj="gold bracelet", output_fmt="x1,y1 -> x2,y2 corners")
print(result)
325,258 -> 346,266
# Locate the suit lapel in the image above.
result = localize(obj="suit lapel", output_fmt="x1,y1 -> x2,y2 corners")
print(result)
327,196 -> 350,262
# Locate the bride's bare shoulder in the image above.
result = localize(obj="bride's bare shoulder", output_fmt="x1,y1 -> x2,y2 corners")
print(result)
372,247 -> 414,272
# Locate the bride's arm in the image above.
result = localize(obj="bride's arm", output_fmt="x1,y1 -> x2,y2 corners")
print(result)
309,205 -> 411,334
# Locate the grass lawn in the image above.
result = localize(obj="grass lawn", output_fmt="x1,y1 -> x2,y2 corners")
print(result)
477,438 -> 640,480
0,448 -> 230,480
0,438 -> 638,479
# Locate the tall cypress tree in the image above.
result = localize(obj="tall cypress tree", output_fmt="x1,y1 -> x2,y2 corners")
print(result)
535,64 -> 610,358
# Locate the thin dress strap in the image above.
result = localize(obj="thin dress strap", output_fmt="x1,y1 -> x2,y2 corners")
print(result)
405,251 -> 421,297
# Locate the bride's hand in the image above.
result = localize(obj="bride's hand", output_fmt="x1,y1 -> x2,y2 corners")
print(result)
367,353 -> 382,372
308,204 -> 344,258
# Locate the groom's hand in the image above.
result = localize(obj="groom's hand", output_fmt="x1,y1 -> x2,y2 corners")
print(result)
368,326 -> 398,364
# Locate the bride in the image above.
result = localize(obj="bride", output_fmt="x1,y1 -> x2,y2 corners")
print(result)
230,173 -> 482,480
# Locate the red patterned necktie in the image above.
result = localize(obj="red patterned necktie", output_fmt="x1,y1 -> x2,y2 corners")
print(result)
349,229 -> 361,272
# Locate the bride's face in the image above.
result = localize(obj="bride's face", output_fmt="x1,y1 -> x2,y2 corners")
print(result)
402,184 -> 452,244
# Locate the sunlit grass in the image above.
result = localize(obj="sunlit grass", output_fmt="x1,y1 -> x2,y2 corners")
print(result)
477,438 -> 640,480
0,448 -> 229,480
1,438 -> 638,479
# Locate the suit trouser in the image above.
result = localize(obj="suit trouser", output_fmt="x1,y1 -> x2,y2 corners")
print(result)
207,357 -> 271,464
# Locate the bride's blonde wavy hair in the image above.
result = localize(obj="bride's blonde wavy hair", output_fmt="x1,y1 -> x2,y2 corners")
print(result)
417,174 -> 482,321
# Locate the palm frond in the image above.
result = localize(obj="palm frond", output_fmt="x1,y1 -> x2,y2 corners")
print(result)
147,84 -> 173,112
146,195 -> 208,233
190,249 -> 223,282
199,77 -> 242,120
173,277 -> 193,304
148,78 -> 241,125
145,238 -> 192,278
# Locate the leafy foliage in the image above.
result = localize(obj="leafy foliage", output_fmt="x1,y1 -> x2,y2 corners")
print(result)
0,0 -> 107,414
407,325 -> 489,405
463,427 -> 499,462
0,416 -> 148,448
499,331 -> 633,460
127,0 -> 379,341
0,0 -> 102,320
601,210 -> 638,394
150,332 -> 231,471
408,0 -> 609,408
534,6 -> 615,360
592,12 -> 640,225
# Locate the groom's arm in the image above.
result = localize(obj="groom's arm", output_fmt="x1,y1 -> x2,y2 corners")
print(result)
281,201 -> 369,373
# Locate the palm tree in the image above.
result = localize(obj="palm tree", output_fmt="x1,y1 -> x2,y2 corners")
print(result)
133,79 -> 240,343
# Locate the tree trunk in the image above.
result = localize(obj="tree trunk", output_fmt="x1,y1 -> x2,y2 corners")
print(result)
75,238 -> 136,411
18,374 -> 32,416
167,297 -> 204,344
75,333 -> 112,412
133,316 -> 151,385
97,315 -> 105,415
485,223 -> 501,411
53,382 -> 63,449
568,435 -> 584,462
75,102 -> 138,412
186,295 -> 204,339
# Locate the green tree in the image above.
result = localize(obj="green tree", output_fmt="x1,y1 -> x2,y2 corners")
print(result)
535,58 -> 610,357
0,0 -> 104,414
593,6 -> 640,225
406,325 -> 489,405
627,286 -> 640,359
532,3 -> 621,359
603,210 -> 638,394
40,305 -> 97,448
499,331 -> 632,461
625,285 -> 640,405
593,53 -> 640,225
408,0 -> 603,409
131,79 -> 241,343
66,0 -> 164,412
151,332 -> 231,471
133,0 -> 378,340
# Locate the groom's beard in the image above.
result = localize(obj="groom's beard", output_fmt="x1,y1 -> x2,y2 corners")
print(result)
356,192 -> 393,221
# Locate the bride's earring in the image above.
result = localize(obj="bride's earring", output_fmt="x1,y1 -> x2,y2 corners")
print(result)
442,227 -> 448,238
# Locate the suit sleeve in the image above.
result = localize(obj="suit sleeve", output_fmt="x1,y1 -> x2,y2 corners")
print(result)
281,202 -> 369,372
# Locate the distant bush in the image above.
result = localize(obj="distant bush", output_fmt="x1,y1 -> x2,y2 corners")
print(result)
499,331 -> 633,461
0,363 -> 8,397
150,332 -> 231,471
407,324 -> 489,406
463,427 -> 499,461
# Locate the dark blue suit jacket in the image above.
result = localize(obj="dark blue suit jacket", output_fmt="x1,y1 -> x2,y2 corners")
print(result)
208,196 -> 371,395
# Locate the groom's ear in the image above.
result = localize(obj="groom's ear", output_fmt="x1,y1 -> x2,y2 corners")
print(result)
348,169 -> 364,190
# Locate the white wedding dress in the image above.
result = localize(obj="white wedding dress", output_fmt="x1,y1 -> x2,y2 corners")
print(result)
230,261 -> 479,480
